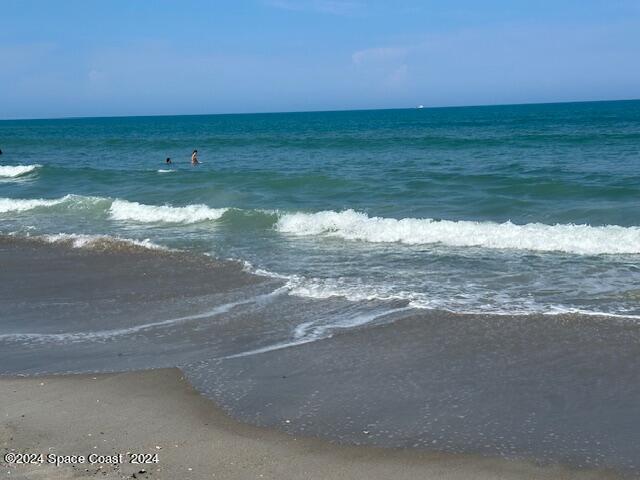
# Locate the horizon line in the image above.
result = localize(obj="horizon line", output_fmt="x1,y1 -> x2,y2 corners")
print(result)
1,97 -> 638,122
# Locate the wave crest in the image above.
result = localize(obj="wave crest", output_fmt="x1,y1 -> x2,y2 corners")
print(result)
40,233 -> 165,251
276,209 -> 640,255
0,197 -> 61,213
109,199 -> 228,224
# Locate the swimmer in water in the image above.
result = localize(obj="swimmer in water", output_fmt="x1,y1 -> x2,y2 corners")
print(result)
191,150 -> 199,165
166,157 -> 172,164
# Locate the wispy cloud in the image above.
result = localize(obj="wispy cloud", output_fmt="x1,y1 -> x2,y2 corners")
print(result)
265,0 -> 362,15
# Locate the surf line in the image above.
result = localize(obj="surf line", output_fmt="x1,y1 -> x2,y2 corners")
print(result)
223,305 -> 413,359
0,287 -> 288,345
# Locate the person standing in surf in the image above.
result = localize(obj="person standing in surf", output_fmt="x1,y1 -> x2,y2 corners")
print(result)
191,150 -> 199,165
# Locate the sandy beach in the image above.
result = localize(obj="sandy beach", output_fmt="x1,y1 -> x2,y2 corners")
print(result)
1,368 -> 622,480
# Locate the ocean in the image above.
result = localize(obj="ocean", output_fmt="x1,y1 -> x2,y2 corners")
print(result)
1,100 -> 640,474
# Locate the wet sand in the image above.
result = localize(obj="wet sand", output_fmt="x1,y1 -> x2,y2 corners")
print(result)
0,369 -> 620,480
189,310 -> 640,475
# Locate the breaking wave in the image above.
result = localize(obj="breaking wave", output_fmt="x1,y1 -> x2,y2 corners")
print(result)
276,209 -> 640,255
109,199 -> 227,224
3,194 -> 640,255
0,196 -> 63,213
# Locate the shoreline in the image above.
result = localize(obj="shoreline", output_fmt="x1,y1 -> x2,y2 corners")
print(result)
0,368 -> 624,480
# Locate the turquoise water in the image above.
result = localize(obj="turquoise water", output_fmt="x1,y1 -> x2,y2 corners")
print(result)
2,100 -> 640,316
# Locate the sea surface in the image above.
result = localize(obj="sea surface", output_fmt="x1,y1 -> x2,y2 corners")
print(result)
2,101 -> 640,317
2,100 -> 640,474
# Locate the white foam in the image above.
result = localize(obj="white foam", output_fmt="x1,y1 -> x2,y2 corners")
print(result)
0,164 -> 40,178
237,261 -> 640,318
276,209 -> 640,255
109,199 -> 228,224
157,169 -> 174,173
288,278 -> 537,315
0,196 -> 62,213
286,274 -> 640,318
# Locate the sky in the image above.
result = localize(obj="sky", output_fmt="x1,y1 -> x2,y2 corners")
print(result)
1,0 -> 640,119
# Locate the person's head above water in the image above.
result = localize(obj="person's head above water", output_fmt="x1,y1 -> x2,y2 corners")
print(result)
166,157 -> 171,163
192,150 -> 197,154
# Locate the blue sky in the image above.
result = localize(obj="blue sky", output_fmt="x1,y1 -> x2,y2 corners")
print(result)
1,0 -> 639,119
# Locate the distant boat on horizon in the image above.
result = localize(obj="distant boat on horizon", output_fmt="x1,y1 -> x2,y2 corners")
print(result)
417,104 -> 425,109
